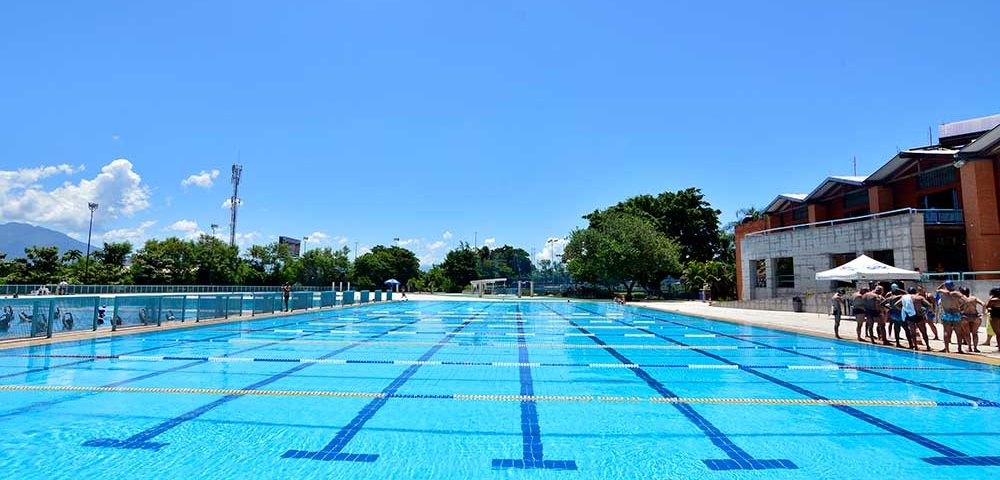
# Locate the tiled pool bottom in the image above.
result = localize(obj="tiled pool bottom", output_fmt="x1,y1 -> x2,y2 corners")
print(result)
0,300 -> 997,479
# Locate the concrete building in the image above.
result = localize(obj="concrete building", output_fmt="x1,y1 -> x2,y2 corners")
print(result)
736,113 -> 1000,300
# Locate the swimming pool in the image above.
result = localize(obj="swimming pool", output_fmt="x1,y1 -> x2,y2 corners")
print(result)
0,300 -> 997,479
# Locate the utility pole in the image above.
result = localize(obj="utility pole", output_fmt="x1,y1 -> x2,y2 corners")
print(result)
302,236 -> 309,255
210,224 -> 219,237
354,242 -> 359,261
84,202 -> 99,284
229,163 -> 243,247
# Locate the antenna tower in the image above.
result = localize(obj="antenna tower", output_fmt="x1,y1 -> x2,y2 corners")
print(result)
229,164 -> 243,247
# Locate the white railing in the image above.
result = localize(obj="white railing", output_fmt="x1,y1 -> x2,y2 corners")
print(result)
745,208 -> 963,237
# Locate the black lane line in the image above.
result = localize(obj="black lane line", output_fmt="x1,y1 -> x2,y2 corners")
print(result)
544,303 -> 794,471
80,305 -> 444,451
580,304 -> 1000,467
492,303 -> 577,470
282,304 -> 495,462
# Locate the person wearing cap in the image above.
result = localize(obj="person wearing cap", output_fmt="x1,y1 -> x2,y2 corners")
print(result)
882,284 -> 907,345
850,288 -> 868,342
862,286 -> 887,345
937,280 -> 968,353
916,285 -> 939,342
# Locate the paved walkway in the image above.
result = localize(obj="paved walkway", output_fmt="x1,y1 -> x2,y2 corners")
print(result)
635,301 -> 1000,366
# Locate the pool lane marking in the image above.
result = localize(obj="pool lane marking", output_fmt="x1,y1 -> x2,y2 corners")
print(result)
226,339 -> 743,350
5,385 -> 983,407
630,310 -> 996,404
586,306 -> 1000,468
0,309 -> 418,420
80,309 -> 442,451
492,303 -> 577,470
0,353 -> 988,372
544,304 -> 796,471
282,304 -> 495,463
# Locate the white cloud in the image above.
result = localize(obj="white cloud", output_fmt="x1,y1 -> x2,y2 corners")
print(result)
483,238 -> 496,248
427,240 -> 447,251
167,219 -> 198,232
396,238 -> 419,247
535,237 -> 568,262
335,235 -> 349,245
233,231 -> 261,249
164,219 -> 204,239
221,198 -> 242,209
442,230 -> 453,240
0,159 -> 150,231
101,220 -> 157,245
181,169 -> 220,188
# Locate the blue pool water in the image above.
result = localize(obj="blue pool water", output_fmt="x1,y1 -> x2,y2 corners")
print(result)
0,300 -> 998,479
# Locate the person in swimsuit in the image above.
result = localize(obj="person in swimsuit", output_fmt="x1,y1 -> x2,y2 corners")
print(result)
282,283 -> 292,312
863,286 -> 887,345
959,287 -> 985,353
851,288 -> 867,342
893,287 -> 932,350
882,287 -> 906,347
916,286 -> 939,341
984,287 -> 1000,352
831,289 -> 847,339
937,280 -> 968,354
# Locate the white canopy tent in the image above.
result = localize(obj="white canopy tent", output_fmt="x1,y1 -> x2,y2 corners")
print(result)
815,255 -> 921,281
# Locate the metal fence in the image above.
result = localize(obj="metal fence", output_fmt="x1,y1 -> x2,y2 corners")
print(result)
0,289 -> 397,343
0,284 -> 333,296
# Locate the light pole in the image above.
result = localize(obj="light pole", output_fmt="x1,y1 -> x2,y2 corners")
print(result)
211,224 -> 219,237
302,236 -> 309,255
354,242 -> 359,261
84,202 -> 99,284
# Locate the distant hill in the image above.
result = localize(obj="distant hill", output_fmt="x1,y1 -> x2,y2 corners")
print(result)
0,222 -> 90,258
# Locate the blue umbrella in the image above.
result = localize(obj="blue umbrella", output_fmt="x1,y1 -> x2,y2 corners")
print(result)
384,279 -> 401,285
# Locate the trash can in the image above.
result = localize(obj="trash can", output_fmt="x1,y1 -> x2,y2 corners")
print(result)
792,296 -> 804,313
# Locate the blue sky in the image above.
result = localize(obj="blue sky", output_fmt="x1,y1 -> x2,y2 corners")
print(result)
1,1 -> 998,266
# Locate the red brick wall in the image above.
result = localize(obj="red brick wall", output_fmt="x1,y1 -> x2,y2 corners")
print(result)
959,158 -> 1000,271
735,218 -> 769,300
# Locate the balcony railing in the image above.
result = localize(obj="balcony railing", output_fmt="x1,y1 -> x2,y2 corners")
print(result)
745,208 -> 963,237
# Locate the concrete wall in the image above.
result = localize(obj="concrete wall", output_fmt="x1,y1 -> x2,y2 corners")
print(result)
740,212 -> 928,299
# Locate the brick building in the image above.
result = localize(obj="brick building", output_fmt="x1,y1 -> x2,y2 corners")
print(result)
736,114 -> 1000,300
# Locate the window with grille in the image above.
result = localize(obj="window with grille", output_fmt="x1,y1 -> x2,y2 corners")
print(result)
917,168 -> 957,190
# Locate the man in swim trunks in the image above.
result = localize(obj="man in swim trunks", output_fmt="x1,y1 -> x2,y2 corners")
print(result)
862,286 -> 887,345
893,287 -> 932,350
937,280 -> 968,353
882,286 -> 908,348
831,289 -> 847,339
959,287 -> 984,353
916,286 -> 939,341
850,288 -> 868,342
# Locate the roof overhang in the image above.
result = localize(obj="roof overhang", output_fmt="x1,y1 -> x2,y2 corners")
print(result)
804,176 -> 867,201
956,124 -> 1000,160
867,148 -> 957,183
764,194 -> 807,214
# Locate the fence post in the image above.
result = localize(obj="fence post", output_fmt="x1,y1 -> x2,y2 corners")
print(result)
156,296 -> 163,327
46,300 -> 54,338
91,297 -> 99,331
111,297 -> 119,332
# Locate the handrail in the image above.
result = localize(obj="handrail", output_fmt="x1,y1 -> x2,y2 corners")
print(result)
745,208 -> 962,237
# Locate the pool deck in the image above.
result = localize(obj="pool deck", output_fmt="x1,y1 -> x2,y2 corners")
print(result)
636,300 -> 1000,366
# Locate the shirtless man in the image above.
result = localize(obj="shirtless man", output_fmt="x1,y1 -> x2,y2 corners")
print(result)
937,280 -> 968,353
863,286 -> 887,345
959,287 -> 985,353
831,289 -> 847,339
916,286 -> 939,341
882,286 -> 908,348
851,288 -> 867,342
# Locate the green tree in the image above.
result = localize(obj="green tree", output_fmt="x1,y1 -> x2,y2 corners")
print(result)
587,188 -> 721,262
411,264 -> 453,292
564,213 -> 681,300
440,244 -> 478,292
297,247 -> 351,286
192,235 -> 241,285
22,246 -> 63,284
131,237 -> 196,285
352,246 -> 420,290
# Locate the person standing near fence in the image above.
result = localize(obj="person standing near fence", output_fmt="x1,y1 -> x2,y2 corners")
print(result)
282,283 -> 292,311
831,289 -> 846,339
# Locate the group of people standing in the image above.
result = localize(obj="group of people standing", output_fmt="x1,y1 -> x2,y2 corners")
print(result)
831,280 -> 1000,354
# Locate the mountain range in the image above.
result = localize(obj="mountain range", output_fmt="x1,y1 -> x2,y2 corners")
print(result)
0,222 -> 91,258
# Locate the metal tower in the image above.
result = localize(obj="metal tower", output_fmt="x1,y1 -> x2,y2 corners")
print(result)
229,164 -> 243,247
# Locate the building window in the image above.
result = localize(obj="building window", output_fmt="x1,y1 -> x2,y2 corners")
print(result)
917,168 -> 957,190
843,189 -> 869,210
753,260 -> 766,288
869,249 -> 895,267
920,189 -> 959,210
830,253 -> 856,267
776,257 -> 794,288
791,207 -> 808,221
